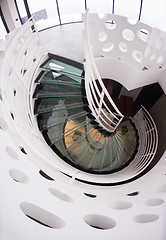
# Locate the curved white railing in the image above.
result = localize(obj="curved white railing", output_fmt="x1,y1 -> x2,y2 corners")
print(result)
84,10 -> 124,132
128,106 -> 158,174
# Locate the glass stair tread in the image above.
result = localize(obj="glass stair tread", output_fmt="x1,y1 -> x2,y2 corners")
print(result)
35,102 -> 87,115
34,56 -> 139,174
38,80 -> 82,88
34,91 -> 84,99
41,59 -> 83,76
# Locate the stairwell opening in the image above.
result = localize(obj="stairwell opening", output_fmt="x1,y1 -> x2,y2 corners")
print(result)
33,53 -> 162,184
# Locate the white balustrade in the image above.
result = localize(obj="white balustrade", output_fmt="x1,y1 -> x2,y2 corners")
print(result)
130,106 -> 158,174
84,10 -> 124,132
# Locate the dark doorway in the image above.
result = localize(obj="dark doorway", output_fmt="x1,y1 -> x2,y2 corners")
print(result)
136,82 -> 164,110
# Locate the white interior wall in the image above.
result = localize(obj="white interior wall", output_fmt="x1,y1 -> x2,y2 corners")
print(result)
85,13 -> 166,91
0,0 -> 21,31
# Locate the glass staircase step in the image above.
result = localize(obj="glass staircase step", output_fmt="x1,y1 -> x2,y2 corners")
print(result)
35,102 -> 87,115
38,80 -> 82,88
42,111 -> 88,131
34,55 -> 139,174
33,91 -> 85,99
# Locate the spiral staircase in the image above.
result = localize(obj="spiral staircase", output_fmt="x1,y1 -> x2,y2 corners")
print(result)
34,55 -> 139,174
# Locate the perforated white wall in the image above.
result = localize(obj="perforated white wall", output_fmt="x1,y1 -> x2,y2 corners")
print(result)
84,13 -> 166,90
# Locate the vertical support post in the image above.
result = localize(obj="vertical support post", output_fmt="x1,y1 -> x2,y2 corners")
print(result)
56,0 -> 62,25
138,0 -> 143,21
112,0 -> 115,14
23,0 -> 31,19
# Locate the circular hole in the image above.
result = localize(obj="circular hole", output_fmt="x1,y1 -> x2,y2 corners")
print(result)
145,199 -> 164,206
157,55 -> 164,64
98,13 -> 107,19
144,46 -> 152,57
6,146 -> 19,160
110,200 -> 132,210
105,20 -> 116,30
133,214 -> 159,223
98,31 -> 107,42
119,42 -> 128,52
127,191 -> 139,196
9,169 -> 29,183
150,54 -> 156,61
137,29 -> 149,42
20,202 -> 65,229
132,50 -> 143,63
156,38 -> 163,49
127,18 -> 137,25
49,188 -> 74,202
156,184 -> 166,193
0,117 -> 8,130
84,214 -> 116,230
102,42 -> 114,52
122,29 -> 134,41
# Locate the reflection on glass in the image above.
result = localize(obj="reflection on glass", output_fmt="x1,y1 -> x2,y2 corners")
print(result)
0,15 -> 7,40
58,0 -> 85,24
27,0 -> 59,30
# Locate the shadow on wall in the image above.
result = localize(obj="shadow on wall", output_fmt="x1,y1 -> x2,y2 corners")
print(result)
148,94 -> 166,167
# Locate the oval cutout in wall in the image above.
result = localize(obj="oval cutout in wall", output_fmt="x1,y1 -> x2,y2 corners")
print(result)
122,29 -> 134,41
110,200 -> 132,210
133,214 -> 159,223
98,31 -> 107,42
6,146 -> 19,160
145,198 -> 164,207
9,169 -> 29,183
39,170 -> 54,181
156,184 -> 166,193
20,202 -> 65,229
84,193 -> 97,198
102,42 -> 114,52
127,191 -> 139,196
105,20 -> 116,30
84,214 -> 116,230
0,117 -> 8,130
49,188 -> 74,202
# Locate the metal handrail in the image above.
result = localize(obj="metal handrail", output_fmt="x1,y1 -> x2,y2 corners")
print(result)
129,106 -> 158,174
84,10 -> 124,132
